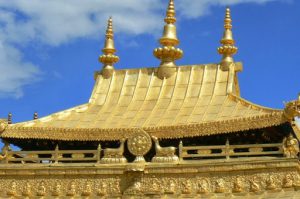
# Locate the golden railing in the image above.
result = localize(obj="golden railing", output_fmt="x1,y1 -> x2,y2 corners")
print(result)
2,145 -> 101,164
179,141 -> 283,161
0,141 -> 294,165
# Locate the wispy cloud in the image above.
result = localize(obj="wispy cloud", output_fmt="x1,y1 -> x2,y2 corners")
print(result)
0,0 -> 284,98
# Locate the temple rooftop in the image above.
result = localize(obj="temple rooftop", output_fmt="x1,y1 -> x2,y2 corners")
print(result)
1,63 -> 285,141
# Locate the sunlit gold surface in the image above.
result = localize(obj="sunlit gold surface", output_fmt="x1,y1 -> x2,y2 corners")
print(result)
1,63 -> 286,141
218,7 -> 238,70
154,0 -> 183,78
99,17 -> 119,78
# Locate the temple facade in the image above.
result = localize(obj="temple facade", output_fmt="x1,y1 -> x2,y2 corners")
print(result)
0,0 -> 300,198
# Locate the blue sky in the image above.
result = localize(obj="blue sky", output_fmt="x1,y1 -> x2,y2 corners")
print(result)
0,0 -> 299,124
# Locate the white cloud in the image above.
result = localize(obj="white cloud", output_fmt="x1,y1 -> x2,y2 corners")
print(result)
0,0 -> 284,98
177,0 -> 282,18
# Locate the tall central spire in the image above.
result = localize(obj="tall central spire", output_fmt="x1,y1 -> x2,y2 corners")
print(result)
154,0 -> 183,79
217,7 -> 238,70
99,17 -> 119,78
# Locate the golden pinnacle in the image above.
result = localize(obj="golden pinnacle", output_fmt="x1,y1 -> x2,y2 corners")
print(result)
218,7 -> 238,69
154,0 -> 183,79
99,17 -> 119,78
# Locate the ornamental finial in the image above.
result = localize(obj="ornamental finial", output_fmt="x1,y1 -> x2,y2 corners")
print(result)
33,112 -> 38,120
7,112 -> 12,124
217,7 -> 238,70
154,0 -> 183,79
98,17 -> 119,79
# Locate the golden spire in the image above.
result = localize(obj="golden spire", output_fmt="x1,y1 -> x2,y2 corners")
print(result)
154,0 -> 183,79
98,17 -> 119,78
217,7 -> 238,70
33,112 -> 38,120
7,112 -> 12,124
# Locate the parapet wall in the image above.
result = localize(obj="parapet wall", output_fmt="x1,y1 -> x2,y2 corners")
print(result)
0,158 -> 299,198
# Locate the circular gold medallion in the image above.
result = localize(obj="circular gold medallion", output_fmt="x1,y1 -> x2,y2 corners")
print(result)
127,129 -> 152,157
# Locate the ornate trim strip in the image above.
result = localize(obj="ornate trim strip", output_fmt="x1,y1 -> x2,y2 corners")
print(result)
1,112 -> 286,141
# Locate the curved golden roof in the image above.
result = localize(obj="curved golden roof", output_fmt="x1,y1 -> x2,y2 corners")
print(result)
1,63 -> 286,141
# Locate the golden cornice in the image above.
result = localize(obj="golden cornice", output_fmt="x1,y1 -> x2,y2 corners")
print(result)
2,112 -> 286,141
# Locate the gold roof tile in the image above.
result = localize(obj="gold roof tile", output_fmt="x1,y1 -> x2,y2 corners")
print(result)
1,64 -> 286,141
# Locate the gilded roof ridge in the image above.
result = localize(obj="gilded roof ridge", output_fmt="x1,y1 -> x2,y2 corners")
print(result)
229,94 -> 283,112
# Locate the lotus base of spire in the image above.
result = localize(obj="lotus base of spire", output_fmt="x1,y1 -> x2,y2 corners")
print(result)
157,65 -> 177,79
101,65 -> 114,79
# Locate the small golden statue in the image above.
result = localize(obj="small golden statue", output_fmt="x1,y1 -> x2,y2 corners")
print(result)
249,178 -> 260,192
22,182 -> 32,196
233,177 -> 244,193
82,181 -> 92,196
7,181 -> 17,197
165,179 -> 176,194
196,179 -> 210,194
97,182 -> 107,196
283,134 -> 299,158
181,180 -> 193,194
266,175 -> 276,190
52,182 -> 61,196
283,174 -> 293,188
37,181 -> 46,196
66,181 -> 76,196
215,179 -> 226,193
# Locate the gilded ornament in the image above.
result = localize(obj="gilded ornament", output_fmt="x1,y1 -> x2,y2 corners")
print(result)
82,181 -> 92,196
266,175 -> 277,190
52,182 -> 61,196
284,97 -> 300,121
37,181 -> 46,196
283,174 -> 293,188
7,181 -> 17,197
101,139 -> 127,164
232,177 -> 244,193
97,182 -> 107,196
66,181 -> 76,196
249,178 -> 260,192
217,7 -> 238,70
152,136 -> 178,163
215,179 -> 226,193
283,134 -> 299,158
196,178 -> 210,194
165,178 -> 176,194
22,182 -> 32,197
124,177 -> 143,195
127,129 -> 152,163
99,17 -> 119,79
181,179 -> 193,194
153,0 -> 183,79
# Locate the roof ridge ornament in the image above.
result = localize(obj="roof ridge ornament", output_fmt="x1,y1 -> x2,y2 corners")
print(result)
99,17 -> 119,79
218,7 -> 238,70
154,0 -> 183,79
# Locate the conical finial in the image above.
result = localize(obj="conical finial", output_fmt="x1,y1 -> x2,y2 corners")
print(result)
165,0 -> 176,24
154,0 -> 183,79
217,7 -> 238,70
98,17 -> 119,79
33,112 -> 38,120
7,112 -> 12,124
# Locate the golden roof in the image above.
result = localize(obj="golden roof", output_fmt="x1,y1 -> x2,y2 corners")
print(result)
1,63 -> 286,141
